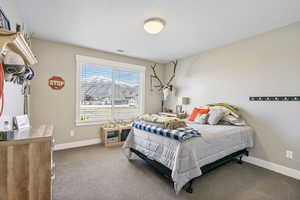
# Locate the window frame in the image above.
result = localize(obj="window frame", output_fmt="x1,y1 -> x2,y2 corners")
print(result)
75,55 -> 146,126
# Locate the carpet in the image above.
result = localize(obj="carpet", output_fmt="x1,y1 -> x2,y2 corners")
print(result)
53,145 -> 300,200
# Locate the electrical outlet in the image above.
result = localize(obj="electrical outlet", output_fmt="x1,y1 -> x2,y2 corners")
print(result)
286,150 -> 293,159
70,130 -> 75,137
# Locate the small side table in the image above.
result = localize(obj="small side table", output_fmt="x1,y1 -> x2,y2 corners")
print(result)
100,125 -> 131,147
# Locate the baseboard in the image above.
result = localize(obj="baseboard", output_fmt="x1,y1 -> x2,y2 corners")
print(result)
55,138 -> 101,151
243,156 -> 300,180
54,141 -> 300,180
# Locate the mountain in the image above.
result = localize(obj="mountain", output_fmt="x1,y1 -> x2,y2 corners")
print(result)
80,76 -> 138,99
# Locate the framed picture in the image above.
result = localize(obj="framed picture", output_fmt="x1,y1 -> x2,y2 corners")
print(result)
0,8 -> 11,30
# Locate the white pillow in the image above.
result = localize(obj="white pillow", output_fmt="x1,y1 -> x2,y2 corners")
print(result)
208,109 -> 225,125
195,114 -> 208,124
209,106 -> 240,118
223,115 -> 247,126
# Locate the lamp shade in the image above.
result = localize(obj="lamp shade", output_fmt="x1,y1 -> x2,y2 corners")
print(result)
182,97 -> 190,105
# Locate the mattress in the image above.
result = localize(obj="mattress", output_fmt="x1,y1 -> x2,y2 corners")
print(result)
123,123 -> 254,193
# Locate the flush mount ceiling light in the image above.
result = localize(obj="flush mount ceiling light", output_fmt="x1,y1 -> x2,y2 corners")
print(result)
144,18 -> 165,34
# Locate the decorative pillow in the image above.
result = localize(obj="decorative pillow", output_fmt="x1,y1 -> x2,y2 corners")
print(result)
198,108 -> 210,114
207,103 -> 240,118
195,114 -> 208,124
223,115 -> 247,126
188,108 -> 210,121
188,108 -> 199,121
208,109 -> 225,125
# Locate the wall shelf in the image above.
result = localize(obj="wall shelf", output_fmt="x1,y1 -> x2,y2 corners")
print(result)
0,29 -> 37,66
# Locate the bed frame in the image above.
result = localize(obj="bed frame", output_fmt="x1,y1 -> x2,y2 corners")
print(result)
130,148 -> 249,193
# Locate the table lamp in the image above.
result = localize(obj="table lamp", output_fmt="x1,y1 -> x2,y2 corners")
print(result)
182,97 -> 190,113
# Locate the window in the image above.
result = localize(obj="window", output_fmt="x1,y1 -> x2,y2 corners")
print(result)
76,55 -> 145,125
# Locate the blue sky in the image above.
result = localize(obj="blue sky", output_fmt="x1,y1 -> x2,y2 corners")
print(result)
80,65 -> 139,85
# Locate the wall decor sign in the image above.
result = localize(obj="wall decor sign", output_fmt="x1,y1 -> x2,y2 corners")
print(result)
249,96 -> 300,101
48,76 -> 65,90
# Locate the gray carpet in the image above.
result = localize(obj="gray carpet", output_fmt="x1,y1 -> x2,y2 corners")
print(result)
53,145 -> 300,200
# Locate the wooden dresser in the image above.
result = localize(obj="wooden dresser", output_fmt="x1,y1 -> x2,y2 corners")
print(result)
0,125 -> 54,200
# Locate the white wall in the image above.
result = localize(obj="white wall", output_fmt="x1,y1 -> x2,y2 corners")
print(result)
30,38 -> 164,144
0,0 -> 24,129
165,22 -> 300,171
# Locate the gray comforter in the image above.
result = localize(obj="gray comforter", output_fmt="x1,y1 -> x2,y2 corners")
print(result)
123,123 -> 254,194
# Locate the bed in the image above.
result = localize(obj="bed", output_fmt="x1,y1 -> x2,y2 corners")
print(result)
123,121 -> 254,194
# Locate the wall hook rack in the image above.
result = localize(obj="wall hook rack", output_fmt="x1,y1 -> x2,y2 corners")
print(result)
249,96 -> 300,101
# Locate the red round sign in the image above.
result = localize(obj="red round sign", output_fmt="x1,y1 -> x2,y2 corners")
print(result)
48,76 -> 65,90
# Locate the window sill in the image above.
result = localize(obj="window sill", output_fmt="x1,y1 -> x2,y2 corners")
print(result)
75,121 -> 107,127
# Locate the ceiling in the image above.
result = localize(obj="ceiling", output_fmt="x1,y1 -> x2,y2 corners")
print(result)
16,0 -> 300,62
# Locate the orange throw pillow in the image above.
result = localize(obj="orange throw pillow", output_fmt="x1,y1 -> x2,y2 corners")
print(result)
188,108 -> 210,121
188,108 -> 199,121
198,108 -> 210,114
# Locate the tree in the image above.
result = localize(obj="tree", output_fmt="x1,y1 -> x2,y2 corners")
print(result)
84,94 -> 93,102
